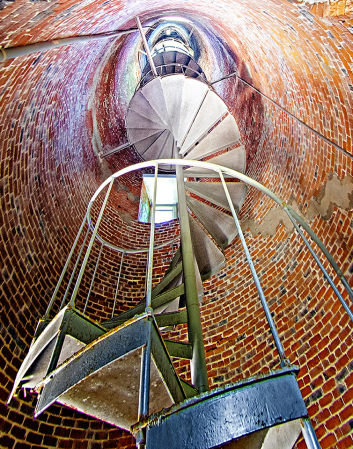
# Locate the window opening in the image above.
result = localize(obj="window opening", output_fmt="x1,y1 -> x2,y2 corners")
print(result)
138,174 -> 178,224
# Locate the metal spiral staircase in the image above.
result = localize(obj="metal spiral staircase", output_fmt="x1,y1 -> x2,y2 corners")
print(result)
7,18 -> 353,449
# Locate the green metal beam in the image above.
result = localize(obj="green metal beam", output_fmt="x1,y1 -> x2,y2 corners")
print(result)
164,340 -> 192,360
155,309 -> 188,327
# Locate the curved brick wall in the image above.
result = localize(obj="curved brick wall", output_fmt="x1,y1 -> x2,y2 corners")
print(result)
1,1 -> 353,449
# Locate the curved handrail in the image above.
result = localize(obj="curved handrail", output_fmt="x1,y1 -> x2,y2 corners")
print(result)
136,63 -> 207,91
89,159 -> 353,320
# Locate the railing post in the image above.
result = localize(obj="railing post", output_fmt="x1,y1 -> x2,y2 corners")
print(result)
83,244 -> 104,315
285,206 -> 353,322
111,251 -> 125,318
60,227 -> 90,311
44,213 -> 88,319
176,158 -> 209,393
138,163 -> 158,425
301,418 -> 321,449
136,17 -> 158,77
219,170 -> 290,368
69,179 -> 114,308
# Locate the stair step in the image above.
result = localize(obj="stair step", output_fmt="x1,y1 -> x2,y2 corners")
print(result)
164,340 -> 192,359
141,77 -> 171,130
102,284 -> 185,329
141,130 -> 170,160
35,314 -> 186,431
127,127 -> 165,146
184,146 -> 246,177
126,110 -> 166,132
161,75 -> 184,137
154,309 -> 188,327
180,91 -> 228,155
8,307 -> 105,402
184,114 -> 240,160
128,90 -> 167,130
185,181 -> 247,212
135,368 -> 306,449
176,79 -> 209,147
133,131 -> 165,157
187,196 -> 237,250
185,59 -> 202,78
189,215 -> 225,278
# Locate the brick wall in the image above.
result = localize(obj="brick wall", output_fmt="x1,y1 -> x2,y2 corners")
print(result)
1,1 -> 353,448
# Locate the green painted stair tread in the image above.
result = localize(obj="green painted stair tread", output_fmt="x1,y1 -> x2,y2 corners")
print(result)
164,340 -> 192,360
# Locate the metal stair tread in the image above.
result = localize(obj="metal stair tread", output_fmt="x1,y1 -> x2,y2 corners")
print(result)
176,79 -> 209,146
187,196 -> 238,250
185,181 -> 247,212
189,215 -> 225,278
128,90 -> 168,129
184,146 -> 246,176
141,77 -> 172,130
184,114 -> 240,160
161,75 -> 184,137
180,91 -> 228,155
126,109 -> 166,132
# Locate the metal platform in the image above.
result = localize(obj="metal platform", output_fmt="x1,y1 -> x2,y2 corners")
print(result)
135,368 -> 307,449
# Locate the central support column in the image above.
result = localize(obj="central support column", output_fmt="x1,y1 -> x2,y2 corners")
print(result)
175,158 -> 209,393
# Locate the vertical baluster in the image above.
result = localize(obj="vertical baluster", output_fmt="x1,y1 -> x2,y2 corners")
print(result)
60,227 -> 90,311
138,163 -> 158,426
219,170 -> 290,368
83,244 -> 104,315
111,251 -> 125,318
69,179 -> 114,308
44,213 -> 88,319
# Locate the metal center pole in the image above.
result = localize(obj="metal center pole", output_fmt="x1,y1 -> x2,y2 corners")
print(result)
176,156 -> 209,393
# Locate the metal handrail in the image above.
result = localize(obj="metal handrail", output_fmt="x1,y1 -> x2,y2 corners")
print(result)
91,159 -> 353,320
135,63 -> 207,92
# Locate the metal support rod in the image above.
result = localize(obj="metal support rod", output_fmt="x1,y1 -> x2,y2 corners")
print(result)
136,16 -> 158,77
138,320 -> 152,422
146,164 -> 158,308
176,160 -> 209,393
138,165 -> 158,423
44,213 -> 87,319
69,180 -> 114,308
0,27 -> 148,62
60,227 -> 90,311
219,170 -> 290,368
285,207 -> 353,322
83,244 -> 104,315
286,205 -> 353,304
111,252 -> 125,318
301,418 -> 322,449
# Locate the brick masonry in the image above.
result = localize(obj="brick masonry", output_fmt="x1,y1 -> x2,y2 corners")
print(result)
0,1 -> 353,448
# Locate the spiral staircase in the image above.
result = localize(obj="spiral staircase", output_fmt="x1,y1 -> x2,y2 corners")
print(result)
6,26 -> 338,449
